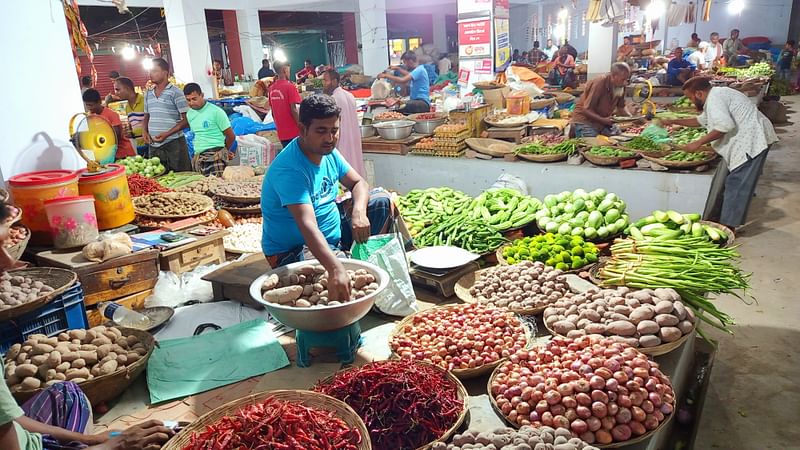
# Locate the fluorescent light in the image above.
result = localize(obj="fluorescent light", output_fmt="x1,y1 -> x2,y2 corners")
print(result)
646,0 -> 666,18
558,8 -> 569,20
728,0 -> 745,14
553,24 -> 566,39
121,46 -> 136,61
142,58 -> 154,70
273,48 -> 287,63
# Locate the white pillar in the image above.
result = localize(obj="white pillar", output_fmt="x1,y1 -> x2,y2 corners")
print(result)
164,0 -> 214,96
587,22 -> 616,79
358,0 -> 389,76
237,10 -> 264,78
432,13 -> 448,54
0,0 -> 85,183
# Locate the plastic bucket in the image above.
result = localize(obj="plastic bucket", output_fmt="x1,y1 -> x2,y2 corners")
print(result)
78,164 -> 134,230
506,95 -> 530,116
43,196 -> 99,249
8,170 -> 81,244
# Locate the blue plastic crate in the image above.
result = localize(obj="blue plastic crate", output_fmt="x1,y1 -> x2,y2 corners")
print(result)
0,283 -> 88,354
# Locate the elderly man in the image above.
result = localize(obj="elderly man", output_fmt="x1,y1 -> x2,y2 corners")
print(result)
660,77 -> 777,230
569,62 -> 632,137
706,32 -> 724,67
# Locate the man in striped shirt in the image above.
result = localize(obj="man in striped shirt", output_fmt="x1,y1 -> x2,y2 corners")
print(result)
143,58 -> 191,172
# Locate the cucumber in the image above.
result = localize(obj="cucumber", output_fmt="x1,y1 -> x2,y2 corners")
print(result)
683,213 -> 701,221
597,198 -> 614,212
653,210 -> 669,223
691,222 -> 704,237
605,208 -> 620,223
614,217 -> 627,231
704,225 -> 722,241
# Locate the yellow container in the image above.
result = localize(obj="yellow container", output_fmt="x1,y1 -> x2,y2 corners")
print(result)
78,164 -> 135,230
506,94 -> 531,116
8,170 -> 81,245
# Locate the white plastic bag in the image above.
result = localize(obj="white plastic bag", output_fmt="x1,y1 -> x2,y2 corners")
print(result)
491,173 -> 529,195
351,234 -> 417,317
371,79 -> 392,100
144,263 -> 223,308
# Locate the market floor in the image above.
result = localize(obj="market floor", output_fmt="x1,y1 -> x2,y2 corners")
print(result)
694,96 -> 800,449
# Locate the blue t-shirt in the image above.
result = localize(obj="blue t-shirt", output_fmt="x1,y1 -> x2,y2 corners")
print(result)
261,139 -> 352,255
666,58 -> 692,86
409,65 -> 431,104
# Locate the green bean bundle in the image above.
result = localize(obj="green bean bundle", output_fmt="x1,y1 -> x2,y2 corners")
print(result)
413,213 -> 508,254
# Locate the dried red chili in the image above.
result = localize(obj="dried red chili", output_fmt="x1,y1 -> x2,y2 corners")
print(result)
127,173 -> 172,197
314,360 -> 463,450
181,395 -> 363,450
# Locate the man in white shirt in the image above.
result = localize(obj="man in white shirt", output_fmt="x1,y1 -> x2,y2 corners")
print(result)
706,32 -> 723,67
661,77 -> 777,230
543,39 -> 560,61
686,42 -> 709,71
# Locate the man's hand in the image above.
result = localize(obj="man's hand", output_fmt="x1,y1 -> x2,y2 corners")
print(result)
88,420 -> 174,450
376,73 -> 386,79
83,431 -> 112,445
602,117 -> 615,127
683,141 -> 702,151
327,266 -> 352,302
153,133 -> 167,143
142,132 -> 152,144
351,213 -> 370,244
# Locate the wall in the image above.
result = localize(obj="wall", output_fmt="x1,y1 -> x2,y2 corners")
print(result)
508,0 -> 591,55
0,0 -> 86,185
386,13 -> 434,43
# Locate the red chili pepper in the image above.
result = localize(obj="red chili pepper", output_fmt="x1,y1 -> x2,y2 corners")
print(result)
127,173 -> 172,197
314,360 -> 463,450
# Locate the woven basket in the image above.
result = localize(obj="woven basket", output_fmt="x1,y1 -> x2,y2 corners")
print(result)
388,305 -> 531,379
211,183 -> 262,204
0,268 -> 77,322
486,361 -> 675,447
134,192 -> 214,219
582,148 -> 638,166
641,150 -> 717,169
315,361 -> 467,450
485,117 -> 529,128
4,224 -> 30,261
699,220 -> 736,247
12,328 -> 155,406
455,268 -> 547,316
530,97 -> 558,110
517,152 -> 569,163
465,138 -> 516,157
163,390 -> 371,450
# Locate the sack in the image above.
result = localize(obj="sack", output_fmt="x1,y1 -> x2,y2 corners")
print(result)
351,234 -> 417,317
371,79 -> 392,100
236,135 -> 277,167
758,100 -> 788,124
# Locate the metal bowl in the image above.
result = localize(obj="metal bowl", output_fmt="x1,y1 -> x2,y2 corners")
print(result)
360,124 -> 376,138
373,120 -> 415,141
413,118 -> 446,134
249,259 -> 389,332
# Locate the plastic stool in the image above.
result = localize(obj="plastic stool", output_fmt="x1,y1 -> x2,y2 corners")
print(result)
295,322 -> 363,368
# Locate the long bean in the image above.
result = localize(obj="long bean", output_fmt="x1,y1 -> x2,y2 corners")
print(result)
414,212 -> 507,254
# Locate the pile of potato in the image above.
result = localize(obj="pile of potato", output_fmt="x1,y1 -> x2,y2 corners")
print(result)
261,264 -> 378,307
4,326 -> 148,392
175,176 -> 222,195
434,426 -> 600,450
469,261 -> 568,311
0,273 -> 54,310
543,287 -> 696,348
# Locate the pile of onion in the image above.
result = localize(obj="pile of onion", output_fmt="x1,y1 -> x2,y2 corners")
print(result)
489,336 -> 675,445
390,303 -> 528,372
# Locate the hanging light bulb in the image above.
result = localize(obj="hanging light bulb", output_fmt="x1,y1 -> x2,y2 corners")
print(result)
728,0 -> 745,14
142,58 -> 154,70
121,46 -> 136,61
553,24 -> 566,39
646,0 -> 666,18
558,7 -> 569,20
273,48 -> 288,63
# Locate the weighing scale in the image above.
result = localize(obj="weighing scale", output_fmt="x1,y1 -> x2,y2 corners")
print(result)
630,79 -> 656,117
68,112 -> 118,172
410,261 -> 481,298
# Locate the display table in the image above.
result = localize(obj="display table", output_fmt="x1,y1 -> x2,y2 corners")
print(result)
367,153 -> 718,220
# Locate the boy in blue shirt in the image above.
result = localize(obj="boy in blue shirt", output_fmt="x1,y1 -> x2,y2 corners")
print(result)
778,40 -> 795,81
261,95 -> 392,302
378,51 -> 431,114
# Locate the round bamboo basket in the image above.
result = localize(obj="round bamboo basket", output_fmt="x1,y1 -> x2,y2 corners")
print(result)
163,390 -> 371,450
517,152 -> 569,163
0,268 -> 77,322
581,148 -> 639,166
315,361 -> 467,450
641,150 -> 717,169
699,220 -> 736,247
12,328 -> 155,406
211,182 -> 262,204
465,138 -> 516,157
486,359 -> 675,448
388,304 -> 531,379
4,224 -> 30,261
133,192 -> 214,218
485,116 -> 530,128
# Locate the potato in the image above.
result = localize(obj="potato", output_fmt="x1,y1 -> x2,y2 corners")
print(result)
262,285 -> 303,304
84,330 -> 98,342
101,353 -> 118,365
96,344 -> 114,360
14,363 -> 38,378
45,369 -> 57,381
552,320 -> 576,335
301,284 -> 314,296
672,301 -> 687,321
99,360 -> 119,375
116,354 -> 128,365
55,362 -> 71,373
6,344 -> 21,360
107,327 -> 123,338
677,320 -> 694,334
607,320 -> 637,336
294,299 -> 312,308
91,337 -> 112,347
125,335 -> 139,347
70,378 -> 87,383
47,351 -> 62,367
5,375 -> 20,387
636,320 -> 660,335
115,337 -> 129,349
261,274 -> 280,291
80,344 -> 97,352
659,327 -> 682,343
41,337 -> 59,347
3,362 -> 16,378
566,329 -> 586,338
54,372 -> 66,381
65,368 -> 90,380
71,358 -> 86,369
126,352 -> 141,363
61,351 -> 79,363
584,323 -> 607,335
31,343 -> 55,356
629,306 -> 655,324
103,330 -> 118,341
21,377 -> 41,390
655,314 -> 679,327
77,351 -> 98,365
639,335 -> 662,348
15,352 -> 28,365
68,329 -> 86,341
57,332 -> 70,342
654,300 -> 674,315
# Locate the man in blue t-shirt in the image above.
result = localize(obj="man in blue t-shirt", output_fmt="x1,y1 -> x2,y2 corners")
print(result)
378,51 -> 431,114
666,47 -> 695,86
261,95 -> 392,302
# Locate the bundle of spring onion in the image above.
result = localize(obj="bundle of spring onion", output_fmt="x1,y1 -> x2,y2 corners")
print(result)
598,237 -> 750,334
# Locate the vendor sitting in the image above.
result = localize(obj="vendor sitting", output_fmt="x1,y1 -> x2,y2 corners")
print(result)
377,51 -> 431,114
569,62 -> 632,138
261,95 -> 393,301
666,47 -> 694,86
617,37 -> 635,62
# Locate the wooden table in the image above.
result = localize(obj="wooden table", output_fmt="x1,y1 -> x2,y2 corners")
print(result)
485,126 -> 527,143
362,133 -> 430,155
158,230 -> 228,275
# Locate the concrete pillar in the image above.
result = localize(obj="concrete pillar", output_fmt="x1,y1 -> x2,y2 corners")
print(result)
358,0 -> 389,75
237,10 -> 265,78
0,0 -> 85,183
222,10 -> 244,78
432,13 -> 448,55
164,0 -> 214,96
587,22 -> 616,79
343,13 -> 360,65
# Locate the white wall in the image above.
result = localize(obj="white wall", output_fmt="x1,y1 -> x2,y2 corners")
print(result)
666,1 -> 792,47
0,0 -> 86,185
509,0 -> 592,55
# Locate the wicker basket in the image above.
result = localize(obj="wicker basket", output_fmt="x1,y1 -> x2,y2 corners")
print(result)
699,220 -> 736,247
641,150 -> 717,169
530,97 -> 558,110
210,183 -> 262,204
388,305 -> 531,379
495,244 -> 598,274
134,193 -> 214,218
455,268 -> 547,316
465,138 -> 516,157
315,361 -> 467,450
4,224 -> 30,261
517,152 -> 569,163
582,148 -> 638,166
12,328 -> 155,406
163,390 -> 372,450
0,268 -> 78,322
484,115 -> 530,128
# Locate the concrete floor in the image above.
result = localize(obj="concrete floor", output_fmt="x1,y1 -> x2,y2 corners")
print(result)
695,96 -> 800,449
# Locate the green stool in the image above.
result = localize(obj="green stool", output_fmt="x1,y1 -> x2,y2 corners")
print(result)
295,322 -> 362,368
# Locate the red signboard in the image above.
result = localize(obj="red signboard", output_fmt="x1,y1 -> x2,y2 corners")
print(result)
458,18 -> 492,59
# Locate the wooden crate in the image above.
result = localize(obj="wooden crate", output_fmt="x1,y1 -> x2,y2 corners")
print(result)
362,133 -> 428,155
36,249 -> 160,307
202,253 -> 271,309
86,289 -> 152,327
159,230 -> 228,275
486,126 -> 527,143
448,105 -> 490,137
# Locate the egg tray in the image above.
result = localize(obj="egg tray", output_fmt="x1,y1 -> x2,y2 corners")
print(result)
434,126 -> 470,139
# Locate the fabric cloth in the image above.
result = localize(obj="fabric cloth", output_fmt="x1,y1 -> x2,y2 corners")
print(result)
186,101 -> 231,153
686,50 -> 706,69
261,138 -> 352,255
149,135 -> 192,172
398,99 -> 430,114
144,83 -> 188,147
697,86 -> 777,171
257,66 -> 276,79
22,382 -> 92,450
95,107 -> 134,158
722,37 -> 745,66
267,192 -> 393,267
571,74 -> 625,132
331,87 -> 366,177
719,149 -> 768,227
125,93 -> 146,149
268,79 -> 302,141
408,65 -> 431,104
437,57 -> 452,75
0,359 -> 42,450
572,122 -> 619,138
667,58 -> 692,85
193,146 -> 228,177
543,44 -> 560,60
555,54 -> 575,76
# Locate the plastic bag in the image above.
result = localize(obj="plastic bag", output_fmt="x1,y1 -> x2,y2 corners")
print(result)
371,79 -> 392,100
82,233 -> 132,262
491,173 -> 529,195
351,234 -> 417,317
640,124 -> 671,143
144,264 -> 221,308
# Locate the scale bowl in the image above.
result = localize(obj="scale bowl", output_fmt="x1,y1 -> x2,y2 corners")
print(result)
249,259 -> 389,332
